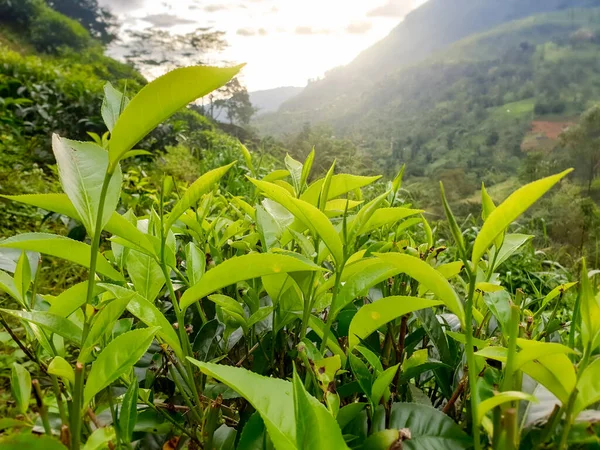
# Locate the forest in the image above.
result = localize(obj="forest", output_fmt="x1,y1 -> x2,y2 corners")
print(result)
0,0 -> 599,449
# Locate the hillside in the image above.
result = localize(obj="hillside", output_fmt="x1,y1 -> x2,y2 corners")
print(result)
277,0 -> 600,114
249,86 -> 304,115
256,7 -> 600,203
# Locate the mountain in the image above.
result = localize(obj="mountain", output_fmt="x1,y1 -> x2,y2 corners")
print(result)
250,86 -> 304,115
278,0 -> 600,115
255,2 -> 600,203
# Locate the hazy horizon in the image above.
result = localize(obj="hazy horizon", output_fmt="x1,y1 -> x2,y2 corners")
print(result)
98,0 -> 428,91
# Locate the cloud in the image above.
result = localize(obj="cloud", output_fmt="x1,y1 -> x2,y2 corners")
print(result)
367,0 -> 414,18
295,26 -> 331,35
237,27 -> 268,37
205,4 -> 227,12
346,21 -> 372,34
141,13 -> 196,27
98,0 -> 145,14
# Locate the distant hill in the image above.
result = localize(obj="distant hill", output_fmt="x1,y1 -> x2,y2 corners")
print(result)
255,3 -> 600,202
277,0 -> 600,116
249,86 -> 304,115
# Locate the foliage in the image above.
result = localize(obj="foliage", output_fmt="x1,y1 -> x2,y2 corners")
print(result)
0,70 -> 597,450
45,0 -> 118,44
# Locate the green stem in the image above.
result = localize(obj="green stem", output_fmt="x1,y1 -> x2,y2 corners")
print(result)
32,379 -> 52,436
463,266 -> 482,450
320,266 -> 344,354
72,170 -> 114,450
51,374 -> 68,426
71,362 -> 84,449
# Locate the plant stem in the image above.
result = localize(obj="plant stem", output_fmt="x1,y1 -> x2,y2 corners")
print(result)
463,266 -> 481,450
320,266 -> 344,354
32,379 -> 52,436
71,362 -> 84,449
51,374 -> 68,426
72,170 -> 114,450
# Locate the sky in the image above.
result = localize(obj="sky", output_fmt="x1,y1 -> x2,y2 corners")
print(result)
99,0 -> 428,91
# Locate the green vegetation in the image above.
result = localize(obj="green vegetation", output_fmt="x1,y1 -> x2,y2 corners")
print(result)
0,0 -> 599,449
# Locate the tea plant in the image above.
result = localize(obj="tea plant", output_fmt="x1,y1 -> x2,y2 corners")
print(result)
0,65 -> 598,450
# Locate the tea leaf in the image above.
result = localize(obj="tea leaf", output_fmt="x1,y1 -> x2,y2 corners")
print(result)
165,162 -> 236,231
249,178 -> 344,265
101,82 -> 129,132
52,135 -> 122,236
82,426 -> 116,450
120,379 -> 138,442
300,148 -> 315,190
388,403 -> 471,449
48,356 -> 74,385
374,253 -> 465,325
300,174 -> 381,206
84,327 -> 160,405
0,233 -> 123,281
109,65 -> 243,165
1,309 -> 82,344
574,357 -> 600,415
126,250 -> 164,303
11,363 -> 31,414
477,391 -> 537,424
371,364 -> 400,407
472,169 -> 572,265
180,253 -> 322,310
348,296 -> 442,350
292,368 -> 348,449
188,359 -> 297,450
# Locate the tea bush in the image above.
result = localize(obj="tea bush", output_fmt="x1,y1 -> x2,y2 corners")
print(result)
0,66 -> 598,450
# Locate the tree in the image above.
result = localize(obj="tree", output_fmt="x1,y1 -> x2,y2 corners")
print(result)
45,0 -> 118,44
212,79 -> 256,126
560,105 -> 600,194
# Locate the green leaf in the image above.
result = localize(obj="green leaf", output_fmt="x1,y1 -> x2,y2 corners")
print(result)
292,368 -> 348,449
237,413 -> 269,450
0,434 -> 68,450
102,82 -> 129,132
0,194 -> 155,256
100,284 -> 184,361
185,242 -> 205,286
240,143 -> 254,173
14,251 -> 31,302
120,380 -> 138,442
336,403 -> 366,429
0,233 -> 123,281
188,359 -> 297,450
1,309 -> 82,344
574,357 -> 600,415
472,169 -> 572,264
248,307 -> 274,328
48,282 -> 100,318
0,418 -> 31,432
208,294 -> 246,318
580,259 -> 600,350
305,315 -> 347,367
0,270 -> 20,304
301,174 -> 381,206
492,234 -> 533,269
348,296 -> 442,350
374,253 -> 465,326
48,356 -> 75,385
477,391 -> 537,425
109,65 -> 242,165
362,429 -> 412,450
126,250 -> 164,302
84,327 -> 159,405
539,282 -> 578,310
285,154 -> 303,195
80,295 -> 133,361
256,205 -> 282,252
371,364 -> 399,406
11,363 -> 31,414
349,353 -> 373,401
165,162 -> 236,231
300,148 -> 314,190
440,182 -> 465,258
319,160 -> 336,211
388,403 -> 471,450
249,178 -> 344,265
52,135 -> 122,236
180,253 -> 322,310
359,207 -> 423,235
82,426 -> 116,450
